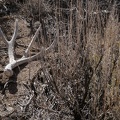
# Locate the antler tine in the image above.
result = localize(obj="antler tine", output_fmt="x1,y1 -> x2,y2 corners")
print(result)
0,28 -> 8,46
28,39 -> 57,61
24,25 -> 41,57
10,19 -> 18,43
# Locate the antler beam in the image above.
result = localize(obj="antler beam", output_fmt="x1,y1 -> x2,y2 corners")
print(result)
0,19 -> 56,77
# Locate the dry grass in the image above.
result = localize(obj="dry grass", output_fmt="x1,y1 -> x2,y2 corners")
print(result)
0,0 -> 120,119
40,0 -> 120,119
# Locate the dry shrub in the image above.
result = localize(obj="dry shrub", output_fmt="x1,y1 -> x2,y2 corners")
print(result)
34,0 -> 120,119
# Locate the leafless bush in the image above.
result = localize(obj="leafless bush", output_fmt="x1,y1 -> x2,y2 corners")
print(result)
32,0 -> 119,119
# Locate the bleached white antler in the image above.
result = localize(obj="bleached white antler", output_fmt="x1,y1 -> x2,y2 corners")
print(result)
0,19 -> 56,77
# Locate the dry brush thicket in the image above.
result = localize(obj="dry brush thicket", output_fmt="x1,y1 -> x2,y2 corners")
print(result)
0,0 -> 120,120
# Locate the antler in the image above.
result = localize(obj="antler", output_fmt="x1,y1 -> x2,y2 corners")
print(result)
0,19 -> 56,77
